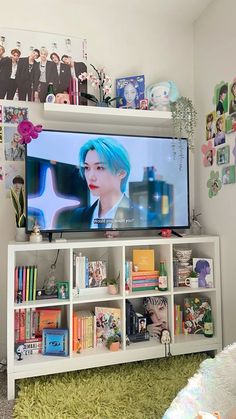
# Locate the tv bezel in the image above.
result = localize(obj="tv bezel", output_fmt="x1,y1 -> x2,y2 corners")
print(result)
25,129 -> 190,234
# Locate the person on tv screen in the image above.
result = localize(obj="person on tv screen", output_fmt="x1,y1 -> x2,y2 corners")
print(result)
56,137 -> 147,230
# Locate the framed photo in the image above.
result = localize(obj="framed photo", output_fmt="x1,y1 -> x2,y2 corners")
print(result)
42,328 -> 69,356
192,258 -> 214,288
214,82 -> 228,116
139,99 -> 148,110
116,75 -> 145,109
216,145 -> 230,165
222,165 -> 235,185
57,281 -> 69,299
138,317 -> 147,334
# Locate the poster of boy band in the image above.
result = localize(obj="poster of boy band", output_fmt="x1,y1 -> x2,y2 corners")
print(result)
0,28 -> 87,103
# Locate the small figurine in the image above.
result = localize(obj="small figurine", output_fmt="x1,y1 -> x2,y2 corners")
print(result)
15,343 -> 24,361
16,290 -> 23,304
146,81 -> 179,111
160,329 -> 172,357
30,223 -> 43,243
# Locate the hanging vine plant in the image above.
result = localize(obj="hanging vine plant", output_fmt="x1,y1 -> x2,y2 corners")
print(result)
170,96 -> 197,151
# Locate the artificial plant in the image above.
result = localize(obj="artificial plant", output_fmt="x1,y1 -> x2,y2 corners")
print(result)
10,187 -> 26,227
170,96 -> 197,150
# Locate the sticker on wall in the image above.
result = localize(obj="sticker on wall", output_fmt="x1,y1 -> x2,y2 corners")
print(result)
207,171 -> 222,198
214,115 -> 226,147
0,105 -> 2,123
216,145 -> 230,165
201,141 -> 216,167
206,111 -> 216,141
4,162 -> 24,197
0,165 -> 3,181
4,126 -> 25,161
228,78 -> 236,114
0,126 -> 2,144
4,106 -> 28,124
225,112 -> 236,133
214,81 -> 228,116
222,165 -> 235,185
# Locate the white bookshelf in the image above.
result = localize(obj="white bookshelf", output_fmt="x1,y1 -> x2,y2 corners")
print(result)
7,235 -> 222,399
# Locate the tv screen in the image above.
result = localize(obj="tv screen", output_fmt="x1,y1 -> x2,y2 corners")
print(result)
26,130 -> 189,233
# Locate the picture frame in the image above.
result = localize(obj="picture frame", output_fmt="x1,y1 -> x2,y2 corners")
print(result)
192,258 -> 214,288
42,328 -> 69,356
138,317 -> 147,334
57,281 -> 69,299
116,75 -> 145,109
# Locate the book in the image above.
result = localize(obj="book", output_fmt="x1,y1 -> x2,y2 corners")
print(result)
133,249 -> 155,271
184,296 -> 211,334
35,308 -> 62,337
42,328 -> 69,356
95,306 -> 121,346
143,296 -> 168,338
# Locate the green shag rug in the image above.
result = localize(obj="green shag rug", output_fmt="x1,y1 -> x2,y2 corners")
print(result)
13,353 -> 207,419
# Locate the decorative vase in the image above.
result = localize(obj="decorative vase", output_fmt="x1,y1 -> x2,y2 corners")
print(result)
109,341 -> 120,352
108,284 -> 118,295
96,101 -> 109,107
15,227 -> 27,242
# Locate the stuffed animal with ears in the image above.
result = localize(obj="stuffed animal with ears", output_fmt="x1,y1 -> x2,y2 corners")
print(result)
146,81 -> 180,111
17,120 -> 43,144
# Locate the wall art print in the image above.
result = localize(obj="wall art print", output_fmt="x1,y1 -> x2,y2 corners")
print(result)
0,28 -> 87,103
116,75 -> 145,109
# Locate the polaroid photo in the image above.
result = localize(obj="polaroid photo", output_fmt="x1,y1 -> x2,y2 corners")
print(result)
222,165 -> 235,185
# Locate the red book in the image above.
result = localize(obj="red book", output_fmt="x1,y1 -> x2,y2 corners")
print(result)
19,309 -> 26,342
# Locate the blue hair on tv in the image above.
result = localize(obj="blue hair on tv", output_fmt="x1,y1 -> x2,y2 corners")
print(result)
79,137 -> 131,193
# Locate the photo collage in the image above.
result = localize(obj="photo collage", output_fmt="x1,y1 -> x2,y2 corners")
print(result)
203,79 -> 236,193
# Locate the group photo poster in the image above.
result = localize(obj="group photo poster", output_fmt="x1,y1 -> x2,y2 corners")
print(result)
0,28 -> 87,103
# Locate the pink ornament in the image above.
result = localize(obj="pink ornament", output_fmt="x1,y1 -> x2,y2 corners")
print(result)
17,120 -> 42,145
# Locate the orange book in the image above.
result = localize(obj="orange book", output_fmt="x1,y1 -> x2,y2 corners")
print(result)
35,308 -> 61,337
133,249 -> 155,271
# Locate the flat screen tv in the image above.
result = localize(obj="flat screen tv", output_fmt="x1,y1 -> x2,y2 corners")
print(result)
26,130 -> 189,234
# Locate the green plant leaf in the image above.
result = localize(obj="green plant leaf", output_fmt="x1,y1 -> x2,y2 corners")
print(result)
80,92 -> 98,103
10,188 -> 21,221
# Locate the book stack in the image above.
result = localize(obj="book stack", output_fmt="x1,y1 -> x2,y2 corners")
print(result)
73,310 -> 95,352
131,249 -> 158,292
15,265 -> 38,302
131,270 -> 159,292
73,253 -> 107,292
14,307 -> 62,354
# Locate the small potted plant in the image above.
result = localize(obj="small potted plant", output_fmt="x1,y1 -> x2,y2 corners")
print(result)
102,273 -> 120,295
10,185 -> 27,241
106,334 -> 121,352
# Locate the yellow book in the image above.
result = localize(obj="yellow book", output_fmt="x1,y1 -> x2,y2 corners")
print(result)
26,266 -> 30,302
133,249 -> 155,271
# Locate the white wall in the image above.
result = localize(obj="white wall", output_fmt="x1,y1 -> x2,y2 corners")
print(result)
194,0 -> 236,346
0,0 -> 195,358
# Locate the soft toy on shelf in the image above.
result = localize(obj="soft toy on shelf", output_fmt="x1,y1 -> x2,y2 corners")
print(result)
17,120 -> 42,144
146,81 -> 179,111
55,92 -> 70,104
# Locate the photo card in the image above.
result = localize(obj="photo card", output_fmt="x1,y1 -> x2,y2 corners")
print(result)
214,81 -> 228,116
192,258 -> 214,288
225,112 -> 236,134
116,75 -> 145,109
206,111 -> 216,141
216,145 -> 230,165
57,281 -> 69,299
222,165 -> 235,185
229,78 -> 236,115
214,115 -> 225,146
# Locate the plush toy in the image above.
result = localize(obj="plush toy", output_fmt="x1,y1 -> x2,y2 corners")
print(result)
55,92 -> 70,104
146,81 -> 180,111
17,120 -> 42,144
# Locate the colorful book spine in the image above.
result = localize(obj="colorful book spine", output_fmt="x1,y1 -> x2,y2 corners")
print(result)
132,286 -> 158,292
132,282 -> 158,288
33,266 -> 37,301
